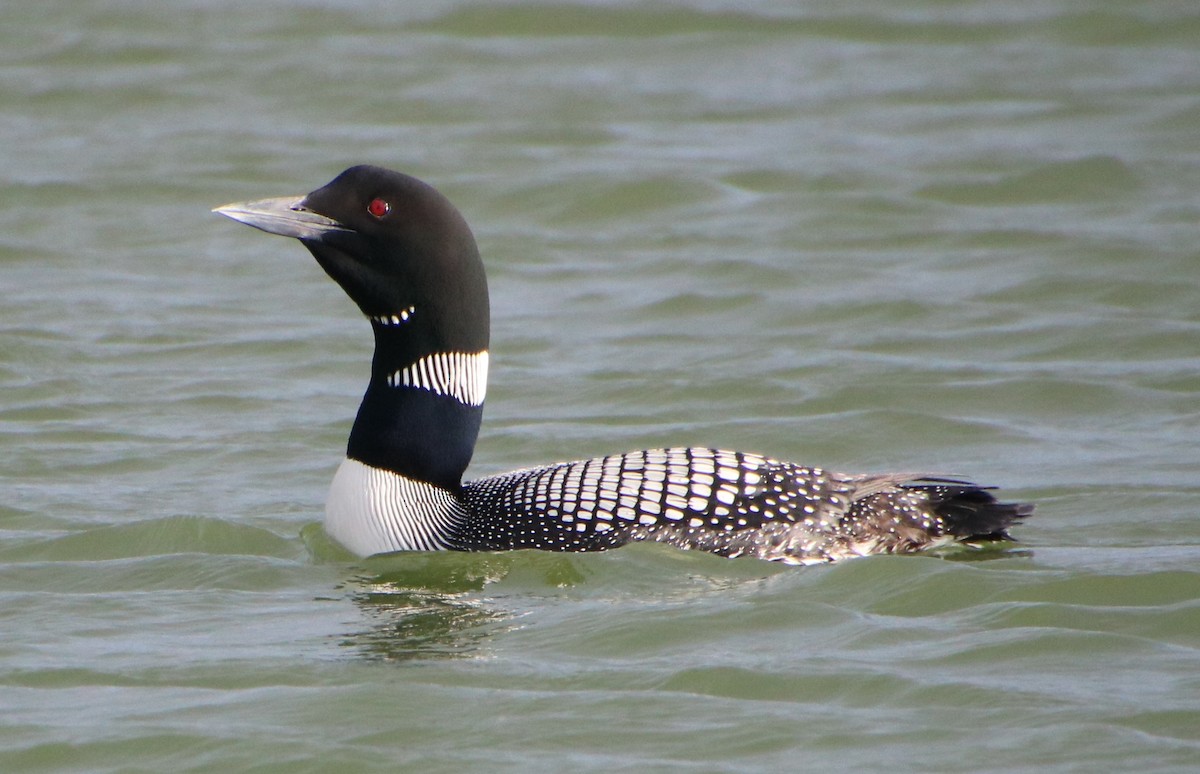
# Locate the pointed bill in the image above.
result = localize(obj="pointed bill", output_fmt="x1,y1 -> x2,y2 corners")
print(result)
213,196 -> 352,240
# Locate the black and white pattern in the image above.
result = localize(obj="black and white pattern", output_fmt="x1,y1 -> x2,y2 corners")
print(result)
385,351 -> 489,406
325,457 -> 469,556
456,448 -> 934,562
325,448 -> 1027,563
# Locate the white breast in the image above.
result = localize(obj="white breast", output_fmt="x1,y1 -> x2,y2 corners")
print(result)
324,457 -> 467,557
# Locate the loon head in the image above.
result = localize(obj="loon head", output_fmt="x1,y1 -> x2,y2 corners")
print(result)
215,166 -> 491,490
214,165 -> 489,355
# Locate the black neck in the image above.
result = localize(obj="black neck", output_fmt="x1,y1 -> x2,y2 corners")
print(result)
346,323 -> 484,492
290,168 -> 492,491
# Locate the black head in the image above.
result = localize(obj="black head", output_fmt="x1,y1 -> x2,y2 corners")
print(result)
215,166 -> 492,488
215,165 -> 489,354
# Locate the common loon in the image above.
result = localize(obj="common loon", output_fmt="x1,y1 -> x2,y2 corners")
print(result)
215,165 -> 1032,564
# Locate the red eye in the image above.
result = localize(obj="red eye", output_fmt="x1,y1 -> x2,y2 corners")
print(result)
367,198 -> 390,218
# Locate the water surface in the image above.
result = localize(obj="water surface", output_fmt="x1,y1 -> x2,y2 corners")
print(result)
3,1 -> 1199,771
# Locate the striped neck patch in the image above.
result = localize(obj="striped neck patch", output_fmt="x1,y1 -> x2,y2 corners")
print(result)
386,350 -> 489,406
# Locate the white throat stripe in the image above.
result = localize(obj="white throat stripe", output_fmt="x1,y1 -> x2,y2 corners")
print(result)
387,350 -> 489,406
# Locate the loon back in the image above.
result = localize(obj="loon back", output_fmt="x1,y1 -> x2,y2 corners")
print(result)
215,165 -> 1032,565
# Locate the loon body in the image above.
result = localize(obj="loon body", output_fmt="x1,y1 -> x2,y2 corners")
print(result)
215,165 -> 1032,565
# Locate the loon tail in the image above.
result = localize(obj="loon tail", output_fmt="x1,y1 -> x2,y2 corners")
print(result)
902,478 -> 1034,542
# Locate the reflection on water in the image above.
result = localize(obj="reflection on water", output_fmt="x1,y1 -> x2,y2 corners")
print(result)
327,527 -> 1032,661
334,550 -> 589,662
341,585 -> 510,662
933,541 -> 1034,563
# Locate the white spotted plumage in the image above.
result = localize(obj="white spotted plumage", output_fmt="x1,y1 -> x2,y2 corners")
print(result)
448,447 -> 1022,563
459,448 -> 855,561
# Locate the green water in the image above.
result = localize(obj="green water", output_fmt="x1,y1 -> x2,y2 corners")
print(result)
3,1 -> 1199,771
